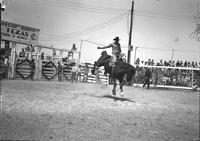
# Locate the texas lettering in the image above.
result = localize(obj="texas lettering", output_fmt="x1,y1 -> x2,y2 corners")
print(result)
6,27 -> 29,37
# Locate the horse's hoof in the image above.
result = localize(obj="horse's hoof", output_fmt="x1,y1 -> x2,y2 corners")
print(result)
120,92 -> 124,97
112,90 -> 116,96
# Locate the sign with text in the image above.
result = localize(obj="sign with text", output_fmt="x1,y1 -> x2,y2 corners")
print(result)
1,21 -> 40,45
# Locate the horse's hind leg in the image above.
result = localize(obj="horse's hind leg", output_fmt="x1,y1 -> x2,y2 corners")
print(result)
119,79 -> 124,97
112,79 -> 117,96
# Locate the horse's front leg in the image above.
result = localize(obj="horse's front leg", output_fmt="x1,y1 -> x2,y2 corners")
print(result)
112,79 -> 117,96
119,79 -> 124,97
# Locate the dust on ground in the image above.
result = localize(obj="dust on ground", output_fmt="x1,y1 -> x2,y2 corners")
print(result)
0,80 -> 199,141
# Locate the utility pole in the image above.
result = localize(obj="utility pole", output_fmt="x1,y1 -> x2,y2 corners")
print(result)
0,0 -> 5,113
127,1 -> 134,64
79,40 -> 83,63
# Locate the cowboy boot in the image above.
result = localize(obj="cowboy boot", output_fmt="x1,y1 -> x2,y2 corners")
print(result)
112,66 -> 116,73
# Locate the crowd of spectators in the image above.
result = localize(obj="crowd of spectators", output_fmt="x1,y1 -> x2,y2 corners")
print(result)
135,58 -> 200,68
134,58 -> 200,88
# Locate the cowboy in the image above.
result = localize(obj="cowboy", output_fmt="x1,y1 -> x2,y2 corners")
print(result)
97,36 -> 122,71
143,68 -> 152,89
71,62 -> 78,82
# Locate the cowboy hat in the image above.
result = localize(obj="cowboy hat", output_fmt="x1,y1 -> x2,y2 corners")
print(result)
113,36 -> 120,41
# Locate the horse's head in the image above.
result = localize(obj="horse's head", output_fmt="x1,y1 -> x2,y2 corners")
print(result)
95,51 -> 110,67
92,51 -> 111,75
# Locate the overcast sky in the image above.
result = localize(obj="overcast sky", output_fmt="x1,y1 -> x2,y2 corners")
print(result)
2,0 -> 200,64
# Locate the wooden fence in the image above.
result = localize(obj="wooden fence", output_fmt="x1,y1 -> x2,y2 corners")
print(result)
11,57 -> 109,84
0,42 -> 109,83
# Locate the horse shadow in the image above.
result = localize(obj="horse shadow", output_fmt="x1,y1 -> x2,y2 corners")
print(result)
99,94 -> 135,103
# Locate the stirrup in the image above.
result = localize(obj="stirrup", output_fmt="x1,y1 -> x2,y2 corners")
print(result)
112,67 -> 116,72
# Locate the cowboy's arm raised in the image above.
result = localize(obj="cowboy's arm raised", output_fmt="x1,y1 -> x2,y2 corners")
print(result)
97,44 -> 112,49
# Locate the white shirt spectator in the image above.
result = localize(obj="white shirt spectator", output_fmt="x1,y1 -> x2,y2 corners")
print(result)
71,65 -> 78,72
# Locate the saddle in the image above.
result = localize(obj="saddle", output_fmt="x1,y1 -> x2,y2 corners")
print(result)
109,57 -> 115,67
109,56 -> 126,67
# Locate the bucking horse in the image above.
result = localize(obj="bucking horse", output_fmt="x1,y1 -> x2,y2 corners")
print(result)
92,51 -> 136,97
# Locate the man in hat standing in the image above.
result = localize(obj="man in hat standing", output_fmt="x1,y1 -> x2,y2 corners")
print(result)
143,68 -> 152,89
97,37 -> 122,71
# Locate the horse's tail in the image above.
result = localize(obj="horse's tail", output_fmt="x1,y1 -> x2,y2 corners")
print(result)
126,65 -> 136,85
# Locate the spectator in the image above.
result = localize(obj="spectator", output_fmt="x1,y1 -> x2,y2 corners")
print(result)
53,48 -> 56,56
147,59 -> 151,65
71,44 -> 77,51
143,68 -> 152,89
159,60 -> 164,66
4,56 -> 9,79
136,57 -> 199,68
191,61 -> 195,68
71,62 -> 78,82
76,65 -> 82,81
19,48 -> 25,58
83,64 -> 89,82
180,61 -> 183,67
25,45 -> 31,52
41,52 -> 44,60
195,62 -> 198,68
164,61 -> 168,66
151,59 -> 155,66
187,62 -> 191,68
184,61 -> 188,67
140,61 -> 144,66
135,58 -> 140,65
169,60 -> 172,66
156,62 -> 160,66
171,61 -> 175,67
176,61 -> 180,67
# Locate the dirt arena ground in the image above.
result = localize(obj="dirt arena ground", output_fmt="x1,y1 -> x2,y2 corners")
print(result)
0,80 -> 199,141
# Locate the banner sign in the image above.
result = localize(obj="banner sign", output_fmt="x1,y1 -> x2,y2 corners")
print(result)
1,21 -> 40,45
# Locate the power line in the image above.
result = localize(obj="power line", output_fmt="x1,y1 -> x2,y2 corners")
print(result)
40,14 -> 128,40
32,0 -> 197,42
33,0 -> 195,21
33,0 -> 129,14
40,13 -> 194,42
135,9 -> 194,20
57,0 -> 129,12
40,14 -> 127,40
135,13 -> 195,23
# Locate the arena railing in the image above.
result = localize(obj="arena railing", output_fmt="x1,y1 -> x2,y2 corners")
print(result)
133,65 -> 200,90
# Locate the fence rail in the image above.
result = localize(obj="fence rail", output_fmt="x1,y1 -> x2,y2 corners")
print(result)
1,56 -> 199,90
133,65 -> 200,89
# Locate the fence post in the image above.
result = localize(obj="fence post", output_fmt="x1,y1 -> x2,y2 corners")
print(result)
38,60 -> 42,80
10,42 -> 17,79
191,70 -> 194,88
34,46 -> 41,80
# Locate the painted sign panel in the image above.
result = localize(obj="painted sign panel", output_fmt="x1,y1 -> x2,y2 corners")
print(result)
1,21 -> 40,45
